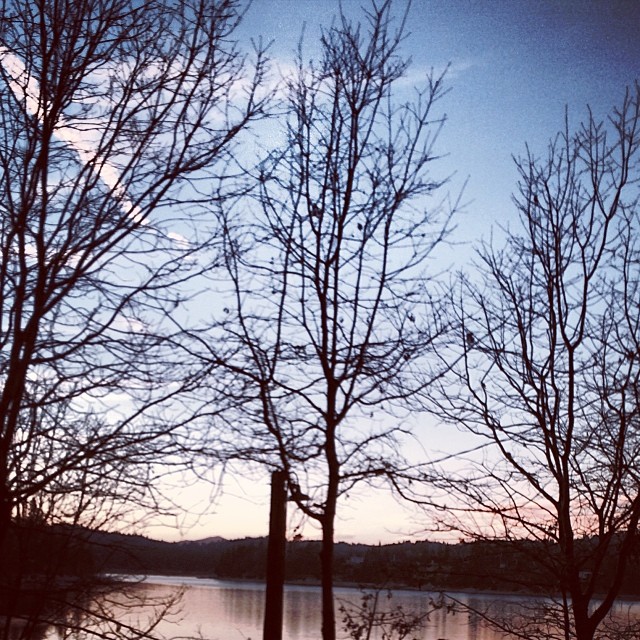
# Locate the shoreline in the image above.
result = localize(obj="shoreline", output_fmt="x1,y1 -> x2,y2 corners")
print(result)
131,573 -> 640,604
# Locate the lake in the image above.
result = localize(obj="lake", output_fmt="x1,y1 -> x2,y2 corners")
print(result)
84,575 -> 640,640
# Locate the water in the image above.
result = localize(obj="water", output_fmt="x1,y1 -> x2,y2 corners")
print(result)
120,576 -> 640,640
45,576 -> 640,640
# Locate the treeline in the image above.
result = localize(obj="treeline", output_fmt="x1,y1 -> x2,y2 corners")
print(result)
7,521 -> 639,604
92,531 -> 640,597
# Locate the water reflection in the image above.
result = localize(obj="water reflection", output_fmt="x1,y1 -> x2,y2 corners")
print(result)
132,578 -> 532,640
285,588 -> 321,638
38,576 -> 640,640
219,585 -> 264,638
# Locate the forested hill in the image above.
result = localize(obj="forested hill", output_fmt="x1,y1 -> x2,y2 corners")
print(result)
91,531 -> 640,597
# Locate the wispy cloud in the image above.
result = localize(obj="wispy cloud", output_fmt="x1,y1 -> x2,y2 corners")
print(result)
0,46 -> 145,224
397,58 -> 478,88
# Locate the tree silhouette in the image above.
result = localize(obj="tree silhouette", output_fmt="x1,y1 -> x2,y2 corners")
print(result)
198,2 -> 457,638
429,85 -> 640,640
0,0 -> 267,636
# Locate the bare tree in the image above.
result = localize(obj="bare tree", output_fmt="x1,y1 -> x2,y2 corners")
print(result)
339,588 -> 442,640
0,0 -> 267,636
196,3 -> 457,639
429,85 -> 640,640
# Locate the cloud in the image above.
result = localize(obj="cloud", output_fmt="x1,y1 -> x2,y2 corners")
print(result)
167,231 -> 191,251
112,315 -> 147,333
396,59 -> 477,88
0,46 -> 40,113
0,47 -> 144,224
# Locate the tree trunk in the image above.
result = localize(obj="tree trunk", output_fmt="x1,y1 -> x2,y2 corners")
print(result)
0,484 -> 9,551
574,619 -> 595,640
320,513 -> 336,640
573,597 -> 596,640
263,470 -> 287,640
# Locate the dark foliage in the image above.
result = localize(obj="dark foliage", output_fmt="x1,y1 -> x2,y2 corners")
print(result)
91,531 -> 640,597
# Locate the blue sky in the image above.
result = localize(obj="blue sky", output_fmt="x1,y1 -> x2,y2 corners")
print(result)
239,0 -> 640,253
153,1 -> 640,544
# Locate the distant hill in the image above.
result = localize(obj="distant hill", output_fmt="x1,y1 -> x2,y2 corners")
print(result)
86,530 -> 640,597
175,535 -> 227,546
4,520 -> 640,619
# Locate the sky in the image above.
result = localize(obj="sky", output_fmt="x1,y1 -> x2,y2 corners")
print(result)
147,0 -> 640,545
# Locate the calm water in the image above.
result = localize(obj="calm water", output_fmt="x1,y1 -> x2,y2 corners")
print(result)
93,575 -> 640,640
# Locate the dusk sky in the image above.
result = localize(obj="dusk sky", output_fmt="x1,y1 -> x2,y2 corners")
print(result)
150,0 -> 640,544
